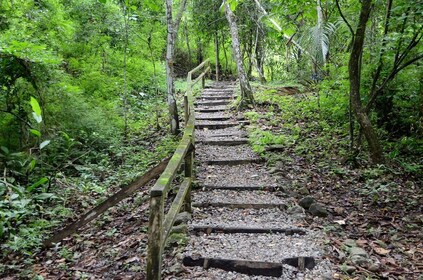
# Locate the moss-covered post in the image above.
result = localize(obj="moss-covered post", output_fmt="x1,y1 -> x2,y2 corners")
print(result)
183,144 -> 193,213
146,194 -> 164,280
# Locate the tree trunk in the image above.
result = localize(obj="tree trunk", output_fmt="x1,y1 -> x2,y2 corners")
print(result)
165,0 -> 187,135
215,31 -> 220,81
184,23 -> 192,68
223,2 -> 254,108
165,0 -> 179,135
349,0 -> 384,164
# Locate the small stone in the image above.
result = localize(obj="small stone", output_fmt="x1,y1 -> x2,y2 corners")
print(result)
341,265 -> 356,274
287,205 -> 305,215
174,212 -> 192,226
171,224 -> 188,234
308,203 -> 328,217
296,186 -> 310,195
169,263 -> 184,274
343,239 -> 357,247
350,247 -> 368,257
351,255 -> 370,266
368,263 -> 380,272
299,196 -> 315,209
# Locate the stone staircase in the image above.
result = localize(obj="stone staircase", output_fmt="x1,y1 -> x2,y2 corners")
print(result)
176,82 -> 332,279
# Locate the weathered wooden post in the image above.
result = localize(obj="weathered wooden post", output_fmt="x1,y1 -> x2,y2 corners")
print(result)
184,95 -> 189,125
146,193 -> 164,280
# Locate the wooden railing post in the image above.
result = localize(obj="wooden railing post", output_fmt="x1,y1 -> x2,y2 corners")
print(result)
183,144 -> 193,213
184,95 -> 189,125
146,194 -> 164,280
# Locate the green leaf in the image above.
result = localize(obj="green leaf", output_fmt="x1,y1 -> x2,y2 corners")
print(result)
40,140 -> 51,150
27,177 -> 48,193
28,159 -> 37,173
98,0 -> 107,3
30,97 -> 42,117
1,146 -> 9,154
30,129 -> 41,137
33,193 -> 57,201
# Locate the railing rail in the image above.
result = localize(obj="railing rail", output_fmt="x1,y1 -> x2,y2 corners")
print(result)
146,59 -> 210,280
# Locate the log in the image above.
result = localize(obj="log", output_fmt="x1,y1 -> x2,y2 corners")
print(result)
183,256 -> 316,276
191,226 -> 306,235
203,158 -> 263,165
43,157 -> 170,247
191,202 -> 287,209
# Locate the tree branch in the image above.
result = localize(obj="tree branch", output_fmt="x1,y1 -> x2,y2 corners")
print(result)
335,0 -> 354,40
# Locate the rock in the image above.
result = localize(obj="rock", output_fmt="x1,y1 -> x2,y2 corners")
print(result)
351,255 -> 370,266
341,265 -> 356,274
171,224 -> 188,234
299,196 -> 315,209
343,239 -> 357,247
308,203 -> 328,217
350,247 -> 368,257
368,263 -> 380,272
349,247 -> 370,266
296,186 -> 310,195
287,205 -> 305,215
169,263 -> 184,274
174,212 -> 192,226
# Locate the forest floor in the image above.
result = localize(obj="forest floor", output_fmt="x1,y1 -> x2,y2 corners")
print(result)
2,82 -> 421,280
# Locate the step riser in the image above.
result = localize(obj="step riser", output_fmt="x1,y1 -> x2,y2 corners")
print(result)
195,124 -> 238,129
191,226 -> 305,235
203,159 -> 263,165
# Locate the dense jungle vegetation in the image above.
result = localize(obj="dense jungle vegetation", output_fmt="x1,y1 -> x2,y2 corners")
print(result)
0,0 -> 422,277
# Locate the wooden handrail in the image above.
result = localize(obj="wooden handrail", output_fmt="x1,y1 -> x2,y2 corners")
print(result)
146,60 -> 210,280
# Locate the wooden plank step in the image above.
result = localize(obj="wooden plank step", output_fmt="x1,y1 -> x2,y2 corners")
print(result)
203,158 -> 263,165
183,256 -> 316,277
201,185 -> 281,191
196,116 -> 231,121
190,226 -> 306,235
191,202 -> 287,209
199,95 -> 233,100
199,139 -> 249,145
195,108 -> 228,113
195,123 -> 239,129
195,101 -> 230,106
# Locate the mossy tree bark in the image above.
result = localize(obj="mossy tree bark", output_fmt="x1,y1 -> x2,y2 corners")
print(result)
223,1 -> 254,109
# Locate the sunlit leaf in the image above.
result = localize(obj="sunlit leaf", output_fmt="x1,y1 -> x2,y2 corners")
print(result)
40,140 -> 51,150
30,129 -> 41,137
26,177 -> 48,192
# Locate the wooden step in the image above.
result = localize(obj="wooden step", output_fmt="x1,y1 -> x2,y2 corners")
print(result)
195,108 -> 228,113
201,185 -> 281,192
195,123 -> 239,129
183,256 -> 316,277
195,100 -> 230,106
199,139 -> 249,145
191,202 -> 287,209
196,116 -> 232,121
199,95 -> 233,100
190,226 -> 305,235
203,158 -> 263,165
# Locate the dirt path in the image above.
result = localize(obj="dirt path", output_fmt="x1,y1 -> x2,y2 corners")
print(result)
171,82 -> 334,279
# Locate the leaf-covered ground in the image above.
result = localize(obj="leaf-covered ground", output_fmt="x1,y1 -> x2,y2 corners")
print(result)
245,86 -> 423,279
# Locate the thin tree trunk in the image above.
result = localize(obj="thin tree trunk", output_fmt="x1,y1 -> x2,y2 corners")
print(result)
223,1 -> 254,108
165,0 -> 179,135
215,31 -> 220,81
165,0 -> 187,135
184,23 -> 192,68
349,0 -> 384,164
221,30 -> 228,75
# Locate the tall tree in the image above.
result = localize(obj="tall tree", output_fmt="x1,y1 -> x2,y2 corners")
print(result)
165,0 -> 187,135
349,0 -> 385,164
223,0 -> 254,108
